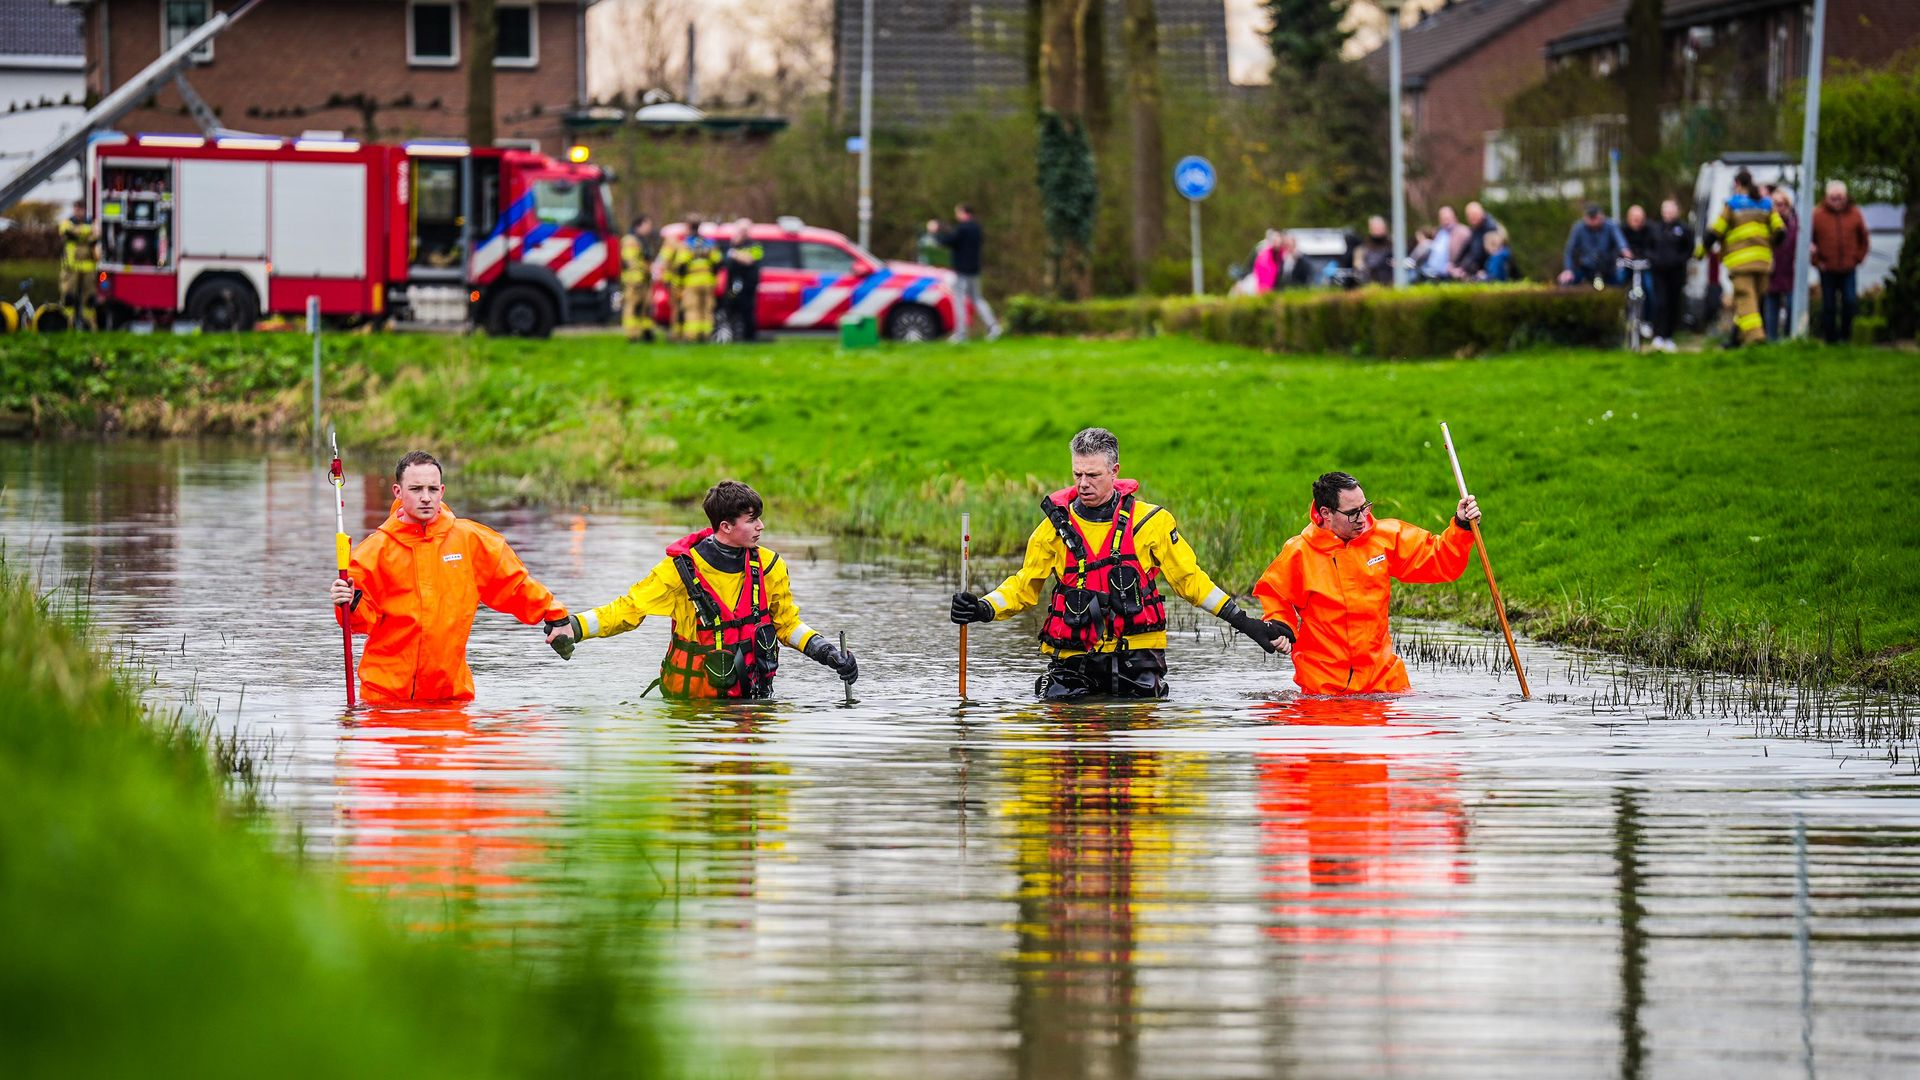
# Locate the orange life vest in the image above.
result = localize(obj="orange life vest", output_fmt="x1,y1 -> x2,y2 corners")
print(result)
653,529 -> 780,699
1038,481 -> 1168,652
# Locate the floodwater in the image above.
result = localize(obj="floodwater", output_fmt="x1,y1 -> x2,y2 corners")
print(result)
5,439 -> 1920,1079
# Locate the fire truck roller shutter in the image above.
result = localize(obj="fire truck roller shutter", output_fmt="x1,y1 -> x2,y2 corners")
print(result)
270,163 -> 367,279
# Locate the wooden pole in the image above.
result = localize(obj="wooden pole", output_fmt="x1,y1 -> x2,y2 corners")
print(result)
1440,423 -> 1531,699
959,512 -> 970,700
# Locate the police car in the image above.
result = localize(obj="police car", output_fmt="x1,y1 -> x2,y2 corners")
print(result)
652,217 -> 960,341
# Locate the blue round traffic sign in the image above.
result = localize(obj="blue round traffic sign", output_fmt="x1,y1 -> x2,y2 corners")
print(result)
1173,155 -> 1216,201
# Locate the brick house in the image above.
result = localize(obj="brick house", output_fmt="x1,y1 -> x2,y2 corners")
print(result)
63,0 -> 597,150
1360,0 -> 1616,210
1546,0 -> 1920,101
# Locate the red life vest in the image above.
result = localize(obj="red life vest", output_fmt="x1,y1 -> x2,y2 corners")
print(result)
1039,480 -> 1168,651
654,529 -> 780,699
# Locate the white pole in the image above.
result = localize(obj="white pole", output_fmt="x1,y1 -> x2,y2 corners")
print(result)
1440,422 -> 1470,498
1790,0 -> 1827,340
1388,10 -> 1407,289
1609,148 -> 1621,223
308,295 -> 321,452
857,0 -> 874,251
1189,200 -> 1204,295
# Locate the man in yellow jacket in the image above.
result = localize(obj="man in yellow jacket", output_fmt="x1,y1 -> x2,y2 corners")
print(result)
1706,169 -> 1787,346
669,219 -> 722,342
58,200 -> 98,318
550,480 -> 858,699
948,427 -> 1282,699
619,215 -> 658,343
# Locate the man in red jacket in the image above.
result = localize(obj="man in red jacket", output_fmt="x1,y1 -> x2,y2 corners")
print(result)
1811,180 -> 1871,344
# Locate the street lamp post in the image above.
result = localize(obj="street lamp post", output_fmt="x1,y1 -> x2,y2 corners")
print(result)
1382,0 -> 1407,288
857,0 -> 874,251
1789,0 -> 1827,339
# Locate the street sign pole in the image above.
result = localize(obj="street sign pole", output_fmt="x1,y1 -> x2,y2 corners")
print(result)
1173,155 -> 1215,297
1189,201 -> 1203,296
1385,0 -> 1408,289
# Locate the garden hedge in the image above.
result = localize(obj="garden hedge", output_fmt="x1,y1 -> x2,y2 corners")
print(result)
1004,284 -> 1622,358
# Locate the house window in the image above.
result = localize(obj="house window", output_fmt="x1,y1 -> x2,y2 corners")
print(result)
496,4 -> 538,67
409,2 -> 459,67
163,0 -> 214,63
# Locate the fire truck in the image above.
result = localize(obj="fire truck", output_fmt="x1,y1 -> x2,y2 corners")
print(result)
84,132 -> 617,337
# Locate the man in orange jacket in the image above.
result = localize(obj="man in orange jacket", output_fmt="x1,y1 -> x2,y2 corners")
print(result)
1253,471 -> 1480,695
330,450 -> 574,704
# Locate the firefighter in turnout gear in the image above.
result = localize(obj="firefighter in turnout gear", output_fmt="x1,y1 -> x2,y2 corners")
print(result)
620,215 -> 659,342
669,219 -> 722,342
59,200 -> 98,320
548,481 -> 858,699
1705,169 -> 1787,346
949,428 -> 1284,700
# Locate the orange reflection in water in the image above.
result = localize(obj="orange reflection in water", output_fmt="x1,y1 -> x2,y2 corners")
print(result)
333,706 -> 554,929
1256,697 -> 1469,944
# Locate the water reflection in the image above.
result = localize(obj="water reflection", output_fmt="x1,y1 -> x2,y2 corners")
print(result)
5,440 -> 1920,1078
332,706 -> 555,930
1256,699 -> 1468,947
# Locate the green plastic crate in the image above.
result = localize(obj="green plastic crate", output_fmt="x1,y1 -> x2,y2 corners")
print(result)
839,314 -> 879,349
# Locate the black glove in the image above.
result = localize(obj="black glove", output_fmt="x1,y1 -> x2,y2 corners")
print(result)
950,592 -> 995,625
804,636 -> 859,684
1265,619 -> 1296,647
544,615 -> 581,660
1219,601 -> 1280,654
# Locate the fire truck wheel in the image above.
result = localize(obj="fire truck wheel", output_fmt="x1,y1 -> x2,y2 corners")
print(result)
185,276 -> 259,332
885,304 -> 940,342
487,285 -> 556,339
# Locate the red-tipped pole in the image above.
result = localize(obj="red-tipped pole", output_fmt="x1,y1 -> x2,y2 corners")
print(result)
329,428 -> 357,710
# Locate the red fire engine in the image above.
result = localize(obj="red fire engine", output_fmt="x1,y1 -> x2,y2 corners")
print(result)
85,132 -> 617,337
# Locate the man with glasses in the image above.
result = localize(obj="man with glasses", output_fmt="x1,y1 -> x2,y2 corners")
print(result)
1252,471 -> 1481,695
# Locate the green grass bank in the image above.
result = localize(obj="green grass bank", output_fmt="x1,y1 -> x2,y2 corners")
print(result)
3,332 -> 1917,689
0,564 -> 681,1079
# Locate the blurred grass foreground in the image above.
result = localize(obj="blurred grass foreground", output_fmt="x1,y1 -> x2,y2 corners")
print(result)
0,559 -> 685,1080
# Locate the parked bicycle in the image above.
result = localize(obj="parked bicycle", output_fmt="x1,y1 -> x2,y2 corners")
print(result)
1615,258 -> 1651,352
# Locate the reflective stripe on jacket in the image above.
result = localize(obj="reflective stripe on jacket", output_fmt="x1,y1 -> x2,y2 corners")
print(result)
983,479 -> 1232,657
337,501 -> 566,704
60,219 -> 96,272
620,234 -> 651,286
1253,506 -> 1475,694
1710,195 -> 1786,275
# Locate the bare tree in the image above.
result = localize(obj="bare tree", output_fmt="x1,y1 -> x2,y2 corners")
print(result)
1624,0 -> 1665,202
1125,0 -> 1164,290
468,0 -> 497,145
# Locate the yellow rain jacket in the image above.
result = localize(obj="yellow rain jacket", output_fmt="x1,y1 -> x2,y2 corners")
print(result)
577,535 -> 819,657
981,483 -> 1233,657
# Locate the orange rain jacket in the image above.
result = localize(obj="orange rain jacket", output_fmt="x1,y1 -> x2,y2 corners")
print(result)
1253,506 -> 1475,695
337,501 -> 567,704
